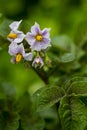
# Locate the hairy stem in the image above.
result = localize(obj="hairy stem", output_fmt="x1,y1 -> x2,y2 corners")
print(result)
33,68 -> 49,84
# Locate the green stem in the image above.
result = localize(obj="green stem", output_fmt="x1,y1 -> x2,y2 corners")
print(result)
33,67 -> 49,84
32,67 -> 62,129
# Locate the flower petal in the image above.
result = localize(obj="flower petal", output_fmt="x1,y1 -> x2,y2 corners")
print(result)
43,38 -> 51,45
30,41 -> 42,51
40,38 -> 51,49
25,32 -> 35,45
8,42 -> 24,56
31,22 -> 41,35
42,28 -> 51,38
23,52 -> 33,61
8,43 -> 18,55
17,43 -> 25,55
14,31 -> 25,43
9,20 -> 22,31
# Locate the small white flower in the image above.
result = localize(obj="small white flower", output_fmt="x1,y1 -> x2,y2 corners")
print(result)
25,22 -> 51,51
7,20 -> 25,43
32,56 -> 44,68
8,42 -> 33,63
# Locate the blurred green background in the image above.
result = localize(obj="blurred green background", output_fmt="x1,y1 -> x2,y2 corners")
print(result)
0,0 -> 87,96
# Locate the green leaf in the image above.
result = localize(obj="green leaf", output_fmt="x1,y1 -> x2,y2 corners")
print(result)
75,48 -> 85,60
0,111 -> 19,130
0,17 -> 11,48
79,96 -> 87,106
0,98 -> 19,130
59,53 -> 75,63
74,20 -> 87,46
19,93 -> 45,130
0,82 -> 20,130
52,35 -> 76,53
59,96 -> 87,130
70,61 -> 81,70
64,77 -> 87,91
32,86 -> 65,111
0,82 -> 17,98
0,17 -> 11,38
66,77 -> 87,96
21,114 -> 45,130
68,81 -> 87,95
40,108 -> 59,130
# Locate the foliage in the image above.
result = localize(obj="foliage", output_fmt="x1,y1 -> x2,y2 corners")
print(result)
1,0 -> 87,130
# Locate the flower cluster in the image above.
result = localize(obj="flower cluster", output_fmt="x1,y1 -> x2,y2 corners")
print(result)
7,20 -> 51,68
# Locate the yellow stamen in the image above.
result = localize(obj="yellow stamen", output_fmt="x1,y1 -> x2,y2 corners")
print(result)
16,54 -> 22,63
36,34 -> 43,41
8,33 -> 17,39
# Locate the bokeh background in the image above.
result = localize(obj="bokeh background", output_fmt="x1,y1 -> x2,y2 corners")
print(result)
0,0 -> 87,96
